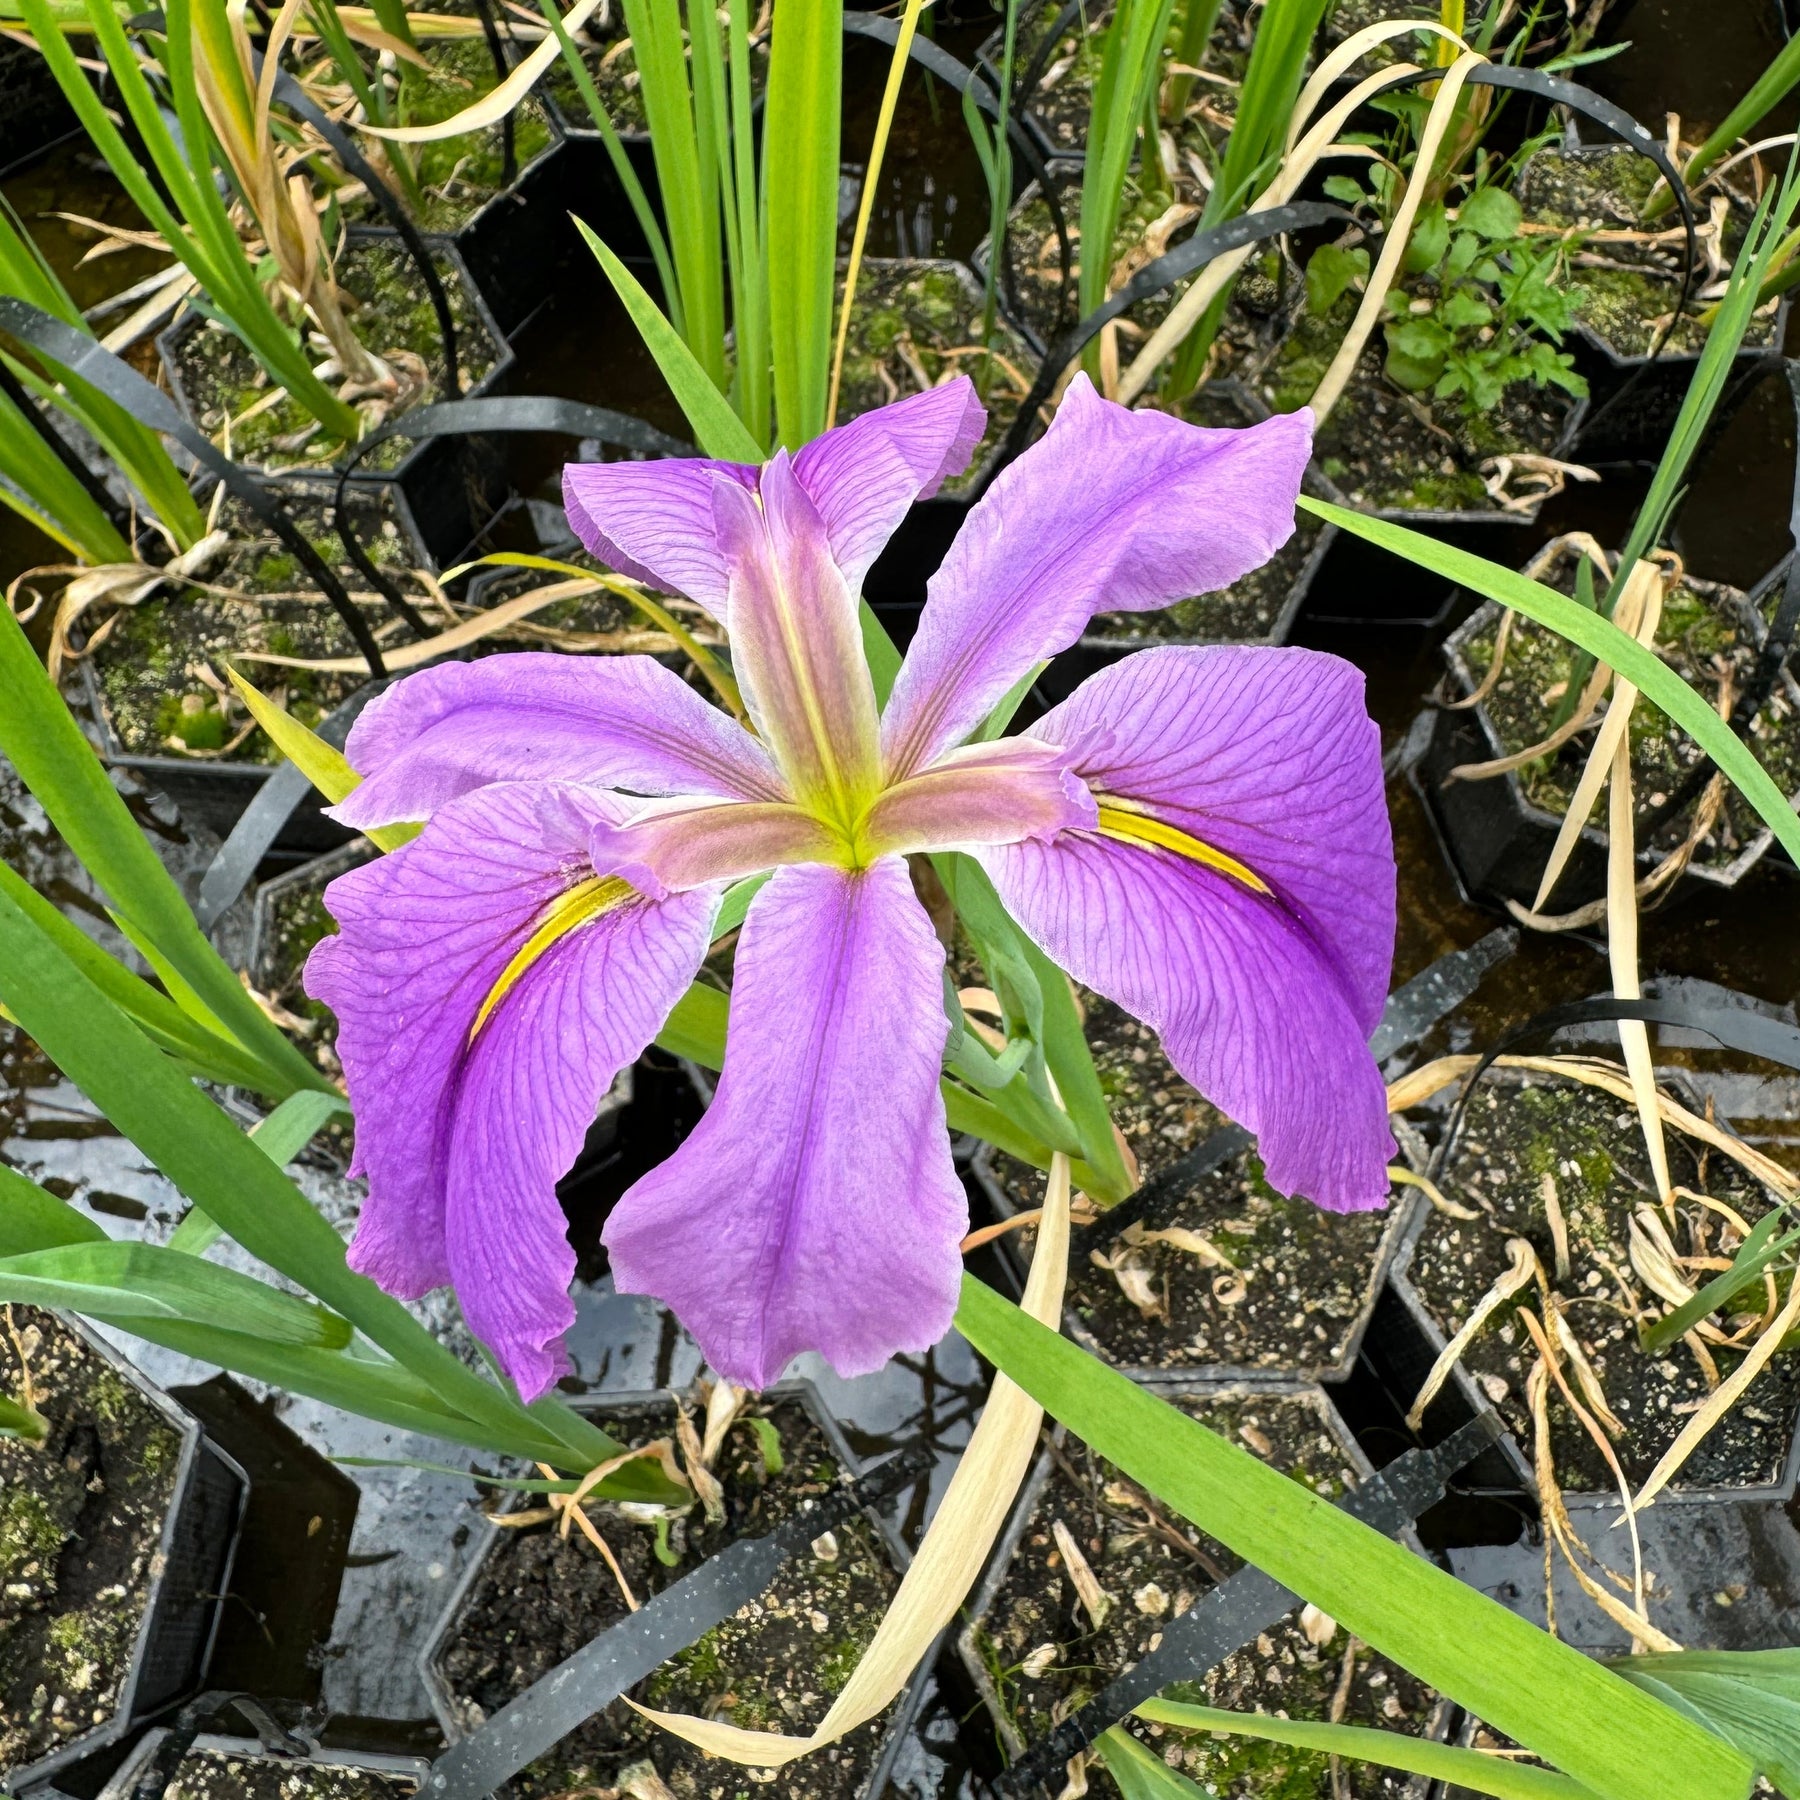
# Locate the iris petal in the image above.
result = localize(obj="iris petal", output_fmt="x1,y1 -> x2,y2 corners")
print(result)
305,781 -> 716,1396
603,857 -> 968,1387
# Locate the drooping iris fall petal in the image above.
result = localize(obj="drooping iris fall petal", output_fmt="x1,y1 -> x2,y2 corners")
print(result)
978,647 -> 1396,1209
306,782 -> 716,1396
602,858 -> 968,1389
881,374 -> 1314,779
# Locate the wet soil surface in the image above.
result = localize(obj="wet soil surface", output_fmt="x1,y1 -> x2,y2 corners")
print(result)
79,485 -> 434,761
965,1392 -> 1443,1799
983,994 -> 1405,1380
146,1747 -> 420,1800
1456,577 -> 1800,873
1408,1069 -> 1800,1494
1516,145 -> 1783,359
837,261 -> 1032,493
0,1308 -> 183,1776
166,241 -> 499,472
438,1395 -> 902,1800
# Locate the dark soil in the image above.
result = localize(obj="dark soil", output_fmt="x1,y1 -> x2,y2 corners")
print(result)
985,995 -> 1404,1379
166,240 -> 499,472
1407,1069 -> 1800,1494
393,34 -> 555,233
1252,289 -> 1578,513
988,179 -> 1296,356
0,1308 -> 183,1777
138,1747 -> 419,1800
964,1391 -> 1443,1799
543,6 -> 768,137
1001,0 -> 1257,161
81,484 -> 435,762
837,261 -> 1033,495
1458,575 -> 1800,872
1515,145 -> 1783,359
437,1394 -> 903,1800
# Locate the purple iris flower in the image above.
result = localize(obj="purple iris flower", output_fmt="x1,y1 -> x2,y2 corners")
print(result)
306,375 -> 1396,1400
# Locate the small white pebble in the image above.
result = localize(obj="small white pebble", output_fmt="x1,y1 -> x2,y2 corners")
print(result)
1299,1603 -> 1337,1646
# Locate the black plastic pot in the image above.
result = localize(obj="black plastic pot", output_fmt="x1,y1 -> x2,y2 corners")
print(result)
417,1380 -> 928,1800
70,473 -> 440,864
1515,141 -> 1792,466
976,0 -> 1101,168
156,235 -> 515,569
362,136 -> 594,347
2,1313 -> 248,1794
1445,1489 -> 1800,1663
956,1382 -> 1454,1798
99,1730 -> 429,1800
1386,1064 -> 1800,1507
1418,582 -> 1800,909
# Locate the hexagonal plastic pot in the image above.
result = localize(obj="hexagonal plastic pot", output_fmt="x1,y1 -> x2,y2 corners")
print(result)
1385,1063 -> 1800,1507
97,1731 -> 429,1800
1418,587 -> 1799,910
2,1311 -> 247,1795
1514,141 -> 1791,466
417,1380 -> 930,1800
957,1379 -> 1454,1800
157,234 -> 515,570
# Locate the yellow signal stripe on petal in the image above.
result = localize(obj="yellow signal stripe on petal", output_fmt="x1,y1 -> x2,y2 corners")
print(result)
470,875 -> 636,1044
1094,805 -> 1271,896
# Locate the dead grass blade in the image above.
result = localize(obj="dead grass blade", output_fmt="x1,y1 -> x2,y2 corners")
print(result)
359,0 -> 606,139
1309,53 -> 1484,423
1051,1518 -> 1113,1627
1632,1271 -> 1800,1511
628,1153 -> 1075,1766
1406,1236 -> 1541,1432
231,579 -> 675,672
1118,47 -> 1455,405
1607,721 -> 1673,1204
1531,560 -> 1663,911
1388,1164 -> 1481,1221
1386,1054 -> 1796,1201
1524,1354 -> 1677,1651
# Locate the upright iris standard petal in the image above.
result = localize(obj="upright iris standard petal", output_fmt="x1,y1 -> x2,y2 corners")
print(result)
560,380 -> 983,610
979,646 -> 1396,1211
305,782 -> 716,1396
881,375 -> 1313,778
790,379 -> 986,590
603,858 -> 969,1389
330,654 -> 787,831
563,457 -> 757,611
712,456 -> 883,826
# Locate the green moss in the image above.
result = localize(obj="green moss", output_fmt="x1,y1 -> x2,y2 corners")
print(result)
254,552 -> 298,589
0,1486 -> 63,1575
836,260 -> 1033,493
398,39 -> 553,233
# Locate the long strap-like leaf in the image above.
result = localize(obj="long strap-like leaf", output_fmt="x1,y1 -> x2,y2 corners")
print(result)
955,1277 -> 1753,1800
